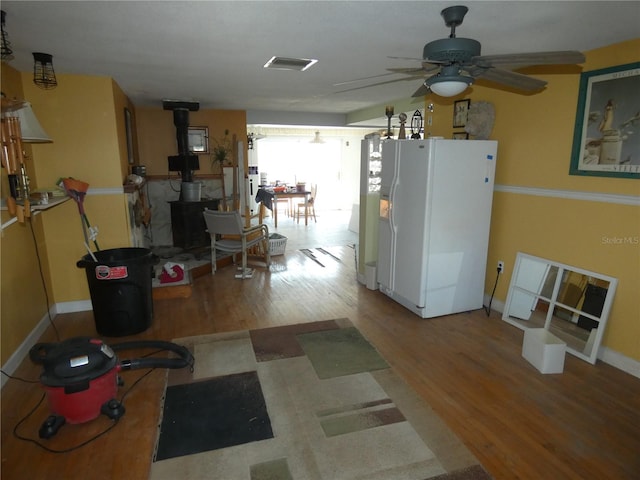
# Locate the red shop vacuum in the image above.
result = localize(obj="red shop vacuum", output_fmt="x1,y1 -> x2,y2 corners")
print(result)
29,337 -> 194,439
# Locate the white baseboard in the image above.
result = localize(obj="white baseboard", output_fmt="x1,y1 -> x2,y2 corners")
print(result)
55,300 -> 93,314
1,301 -> 92,389
600,347 -> 640,379
1,310 -> 52,389
485,296 -> 506,315
485,293 -> 640,379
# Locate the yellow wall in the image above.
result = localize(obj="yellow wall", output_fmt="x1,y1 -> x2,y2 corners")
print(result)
428,39 -> 639,360
1,67 -> 132,364
1,63 -> 50,365
24,73 -> 123,188
22,73 -> 132,303
136,107 -> 247,175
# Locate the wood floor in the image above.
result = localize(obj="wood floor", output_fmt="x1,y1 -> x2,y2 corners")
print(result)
2,239 -> 639,479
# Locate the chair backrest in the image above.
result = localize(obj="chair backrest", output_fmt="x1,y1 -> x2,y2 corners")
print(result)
202,209 -> 244,236
310,184 -> 318,203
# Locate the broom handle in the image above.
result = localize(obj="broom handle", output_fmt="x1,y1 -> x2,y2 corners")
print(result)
79,214 -> 89,246
82,213 -> 100,251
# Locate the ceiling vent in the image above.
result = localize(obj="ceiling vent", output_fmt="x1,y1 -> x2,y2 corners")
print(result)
264,56 -> 318,71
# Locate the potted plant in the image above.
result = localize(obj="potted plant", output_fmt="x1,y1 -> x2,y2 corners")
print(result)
211,129 -> 232,169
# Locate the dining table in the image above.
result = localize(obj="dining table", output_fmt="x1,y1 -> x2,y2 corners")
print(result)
256,188 -> 311,228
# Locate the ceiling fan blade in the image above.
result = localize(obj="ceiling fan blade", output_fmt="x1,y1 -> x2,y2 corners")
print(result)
333,67 -> 427,87
390,63 -> 441,74
333,72 -> 406,87
386,67 -> 429,76
469,66 -> 548,91
333,75 -> 422,94
387,55 -> 423,61
411,84 -> 431,98
472,51 -> 585,68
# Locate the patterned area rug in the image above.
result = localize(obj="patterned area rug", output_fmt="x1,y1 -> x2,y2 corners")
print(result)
150,319 -> 492,480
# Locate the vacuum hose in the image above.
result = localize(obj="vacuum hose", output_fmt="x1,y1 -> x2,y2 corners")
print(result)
111,340 -> 194,372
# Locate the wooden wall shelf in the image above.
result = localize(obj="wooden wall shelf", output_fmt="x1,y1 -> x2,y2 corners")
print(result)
1,196 -> 70,230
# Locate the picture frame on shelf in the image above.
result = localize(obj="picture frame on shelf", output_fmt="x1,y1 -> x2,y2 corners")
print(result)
453,131 -> 469,140
569,62 -> 640,179
453,99 -> 470,128
188,126 -> 209,154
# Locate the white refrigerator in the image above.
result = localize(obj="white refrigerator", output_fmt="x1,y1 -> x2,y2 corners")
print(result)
377,138 -> 498,318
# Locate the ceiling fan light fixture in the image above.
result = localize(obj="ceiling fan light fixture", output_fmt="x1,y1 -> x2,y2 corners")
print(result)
426,72 -> 473,97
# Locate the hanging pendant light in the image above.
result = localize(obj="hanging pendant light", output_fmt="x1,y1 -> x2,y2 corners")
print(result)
6,102 -> 52,143
1,10 -> 13,61
33,52 -> 58,89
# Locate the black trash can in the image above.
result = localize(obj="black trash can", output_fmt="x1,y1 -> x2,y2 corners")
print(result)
77,248 -> 158,337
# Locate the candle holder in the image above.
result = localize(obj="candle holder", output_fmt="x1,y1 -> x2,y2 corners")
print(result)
411,109 -> 423,139
385,106 -> 394,139
398,112 -> 407,139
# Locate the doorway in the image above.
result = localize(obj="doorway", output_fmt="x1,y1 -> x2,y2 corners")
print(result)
252,128 -> 365,212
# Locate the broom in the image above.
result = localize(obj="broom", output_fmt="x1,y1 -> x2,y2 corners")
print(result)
61,178 -> 100,253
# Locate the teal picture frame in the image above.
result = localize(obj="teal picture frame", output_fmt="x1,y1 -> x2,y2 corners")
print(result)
569,62 -> 640,179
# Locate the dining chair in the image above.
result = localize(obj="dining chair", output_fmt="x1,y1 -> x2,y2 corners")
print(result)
275,196 -> 291,218
202,209 -> 270,279
295,183 -> 317,223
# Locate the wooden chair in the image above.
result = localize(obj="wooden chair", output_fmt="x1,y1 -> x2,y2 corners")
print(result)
275,196 -> 291,218
202,209 -> 270,279
295,183 -> 317,223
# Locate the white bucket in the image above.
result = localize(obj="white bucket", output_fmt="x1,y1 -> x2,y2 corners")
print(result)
181,182 -> 201,202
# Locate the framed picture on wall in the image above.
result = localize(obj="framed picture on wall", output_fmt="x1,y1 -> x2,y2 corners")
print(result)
569,62 -> 640,179
453,99 -> 470,128
188,126 -> 209,154
453,131 -> 469,140
124,108 -> 135,165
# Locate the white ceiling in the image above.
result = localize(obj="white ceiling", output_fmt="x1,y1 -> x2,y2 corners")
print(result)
2,1 -> 638,124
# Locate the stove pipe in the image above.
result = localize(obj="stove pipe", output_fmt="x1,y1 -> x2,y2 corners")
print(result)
173,108 -> 190,157
163,101 -> 200,184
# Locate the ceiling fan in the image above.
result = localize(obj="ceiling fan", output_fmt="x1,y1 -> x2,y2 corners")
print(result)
336,5 -> 586,98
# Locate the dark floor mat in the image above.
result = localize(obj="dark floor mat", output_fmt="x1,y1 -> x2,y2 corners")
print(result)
154,371 -> 273,461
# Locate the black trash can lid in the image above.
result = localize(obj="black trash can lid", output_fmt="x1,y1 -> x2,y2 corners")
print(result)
77,248 -> 158,268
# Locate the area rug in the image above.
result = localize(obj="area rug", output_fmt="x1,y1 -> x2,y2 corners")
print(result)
150,319 -> 492,480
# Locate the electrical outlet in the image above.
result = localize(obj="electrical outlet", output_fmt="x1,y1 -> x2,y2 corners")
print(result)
497,261 -> 504,273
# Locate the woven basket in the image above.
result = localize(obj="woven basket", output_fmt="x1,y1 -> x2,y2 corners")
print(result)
269,233 -> 287,256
